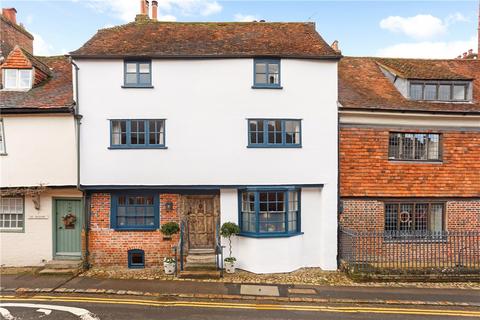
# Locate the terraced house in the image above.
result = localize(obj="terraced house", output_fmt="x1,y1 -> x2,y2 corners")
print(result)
70,1 -> 340,274
338,57 -> 480,272
0,8 -> 82,267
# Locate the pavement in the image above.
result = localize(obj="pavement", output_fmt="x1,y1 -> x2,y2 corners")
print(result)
1,273 -> 479,307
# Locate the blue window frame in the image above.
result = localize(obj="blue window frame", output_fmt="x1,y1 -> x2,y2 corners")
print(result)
238,188 -> 301,237
253,59 -> 281,88
128,249 -> 145,268
110,119 -> 166,149
248,119 -> 301,148
111,192 -> 160,230
123,60 -> 152,88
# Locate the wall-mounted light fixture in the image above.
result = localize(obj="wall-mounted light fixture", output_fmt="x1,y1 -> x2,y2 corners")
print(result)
165,201 -> 173,211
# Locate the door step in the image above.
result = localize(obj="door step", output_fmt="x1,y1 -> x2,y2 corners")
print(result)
188,248 -> 215,255
39,259 -> 82,275
178,270 -> 221,279
186,254 -> 216,265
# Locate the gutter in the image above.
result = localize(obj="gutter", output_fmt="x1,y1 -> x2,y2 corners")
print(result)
70,58 -> 90,270
0,107 -> 73,114
69,54 -> 343,61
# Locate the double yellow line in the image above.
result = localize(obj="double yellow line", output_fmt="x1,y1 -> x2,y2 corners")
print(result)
1,295 -> 479,317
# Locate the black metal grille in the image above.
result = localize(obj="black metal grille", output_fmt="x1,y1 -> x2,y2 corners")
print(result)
339,227 -> 480,275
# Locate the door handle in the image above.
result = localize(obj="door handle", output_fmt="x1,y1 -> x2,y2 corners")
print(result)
58,226 -> 63,229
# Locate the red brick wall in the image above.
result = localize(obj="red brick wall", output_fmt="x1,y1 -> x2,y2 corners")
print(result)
0,16 -> 34,56
88,193 -> 181,267
340,128 -> 480,197
340,199 -> 480,231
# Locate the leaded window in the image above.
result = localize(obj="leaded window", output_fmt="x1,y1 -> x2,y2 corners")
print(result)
239,189 -> 300,236
110,119 -> 165,149
112,193 -> 159,230
409,81 -> 470,101
388,132 -> 441,161
385,202 -> 444,235
0,197 -> 24,231
248,119 -> 301,147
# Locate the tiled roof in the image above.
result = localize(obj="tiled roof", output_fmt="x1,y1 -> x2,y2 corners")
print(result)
0,56 -> 74,112
70,21 -> 340,59
339,57 -> 480,113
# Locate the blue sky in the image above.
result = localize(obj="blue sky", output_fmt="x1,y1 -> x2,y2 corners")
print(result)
3,0 -> 478,58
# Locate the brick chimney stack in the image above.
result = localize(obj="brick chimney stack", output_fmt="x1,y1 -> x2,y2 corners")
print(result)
139,0 -> 146,15
2,8 -> 16,24
151,0 -> 158,21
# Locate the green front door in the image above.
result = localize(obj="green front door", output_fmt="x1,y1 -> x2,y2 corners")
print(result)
54,199 -> 82,258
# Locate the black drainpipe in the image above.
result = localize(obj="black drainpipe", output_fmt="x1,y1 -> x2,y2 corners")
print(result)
70,58 -> 90,269
336,101 -> 341,270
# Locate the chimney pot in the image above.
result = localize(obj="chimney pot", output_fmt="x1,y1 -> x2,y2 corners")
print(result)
463,52 -> 467,58
145,0 -> 150,18
2,8 -> 17,25
152,0 -> 158,21
331,40 -> 341,53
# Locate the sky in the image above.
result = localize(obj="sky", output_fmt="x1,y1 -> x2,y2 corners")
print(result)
2,0 -> 478,59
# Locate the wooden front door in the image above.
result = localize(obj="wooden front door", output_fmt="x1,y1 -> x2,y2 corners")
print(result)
185,196 -> 216,249
54,199 -> 82,258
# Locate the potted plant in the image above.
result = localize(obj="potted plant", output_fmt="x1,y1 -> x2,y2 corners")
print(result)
160,221 -> 180,241
163,257 -> 176,275
220,222 -> 240,273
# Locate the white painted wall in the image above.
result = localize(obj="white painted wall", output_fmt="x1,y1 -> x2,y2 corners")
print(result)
76,58 -> 338,187
0,188 -> 81,266
0,115 -> 77,187
220,188 -> 337,273
76,58 -> 339,272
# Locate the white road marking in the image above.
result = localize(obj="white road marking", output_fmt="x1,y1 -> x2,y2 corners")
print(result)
36,308 -> 52,316
0,307 -> 16,320
0,304 -> 99,320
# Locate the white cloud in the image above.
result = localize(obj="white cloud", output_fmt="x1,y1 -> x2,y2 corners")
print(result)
445,12 -> 469,25
84,0 -> 221,22
234,13 -> 259,22
158,14 -> 177,22
32,33 -> 56,56
376,36 -> 476,59
380,14 -> 447,40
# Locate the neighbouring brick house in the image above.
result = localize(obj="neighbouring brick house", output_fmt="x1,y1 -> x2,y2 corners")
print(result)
71,0 -> 340,274
338,57 -> 480,270
0,8 -> 81,266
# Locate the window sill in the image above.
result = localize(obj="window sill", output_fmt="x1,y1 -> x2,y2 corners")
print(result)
108,146 -> 168,150
0,229 -> 24,233
383,237 -> 447,244
113,227 -> 158,231
388,159 -> 443,164
128,265 -> 145,269
0,153 -> 7,156
247,145 -> 302,149
251,85 -> 283,90
238,232 -> 303,239
121,85 -> 154,89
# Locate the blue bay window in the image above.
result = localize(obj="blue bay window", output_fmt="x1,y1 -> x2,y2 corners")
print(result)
239,188 -> 301,237
111,192 -> 160,230
248,119 -> 301,148
123,60 -> 152,88
110,119 -> 166,149
253,59 -> 281,88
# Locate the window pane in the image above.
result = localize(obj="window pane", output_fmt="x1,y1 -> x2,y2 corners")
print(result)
125,73 -> 137,84
139,63 -> 150,73
116,194 -> 156,228
268,73 -> 279,85
0,197 -> 23,230
427,134 -> 440,160
18,70 -> 31,88
453,85 -> 466,100
385,204 -> 398,233
126,63 -> 137,73
414,203 -> 428,232
139,73 -> 151,85
399,204 -> 413,232
438,85 -> 451,101
429,204 -> 444,232
4,69 -> 17,88
268,63 -> 279,74
255,63 -> 266,73
255,73 -> 267,84
111,120 -> 126,145
410,84 -> 423,100
424,84 -> 437,100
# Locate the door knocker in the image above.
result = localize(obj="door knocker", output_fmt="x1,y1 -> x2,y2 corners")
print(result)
63,213 -> 77,229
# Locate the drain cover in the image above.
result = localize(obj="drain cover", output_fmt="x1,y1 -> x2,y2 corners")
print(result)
240,285 -> 280,297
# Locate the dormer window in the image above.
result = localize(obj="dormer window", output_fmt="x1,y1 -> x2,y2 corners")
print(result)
409,81 -> 470,102
3,69 -> 32,90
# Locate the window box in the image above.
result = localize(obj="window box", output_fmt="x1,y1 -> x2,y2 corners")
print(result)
238,188 -> 301,237
248,119 -> 301,148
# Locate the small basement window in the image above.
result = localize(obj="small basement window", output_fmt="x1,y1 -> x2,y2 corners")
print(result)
128,249 -> 145,269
